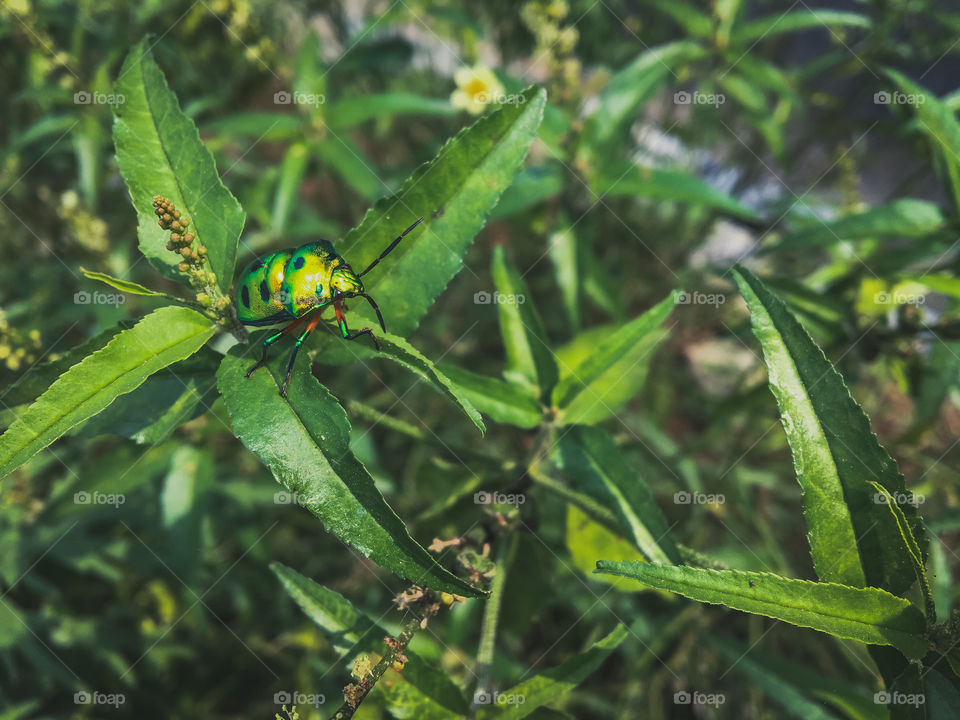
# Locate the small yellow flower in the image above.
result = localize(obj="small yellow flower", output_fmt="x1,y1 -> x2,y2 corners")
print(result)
451,65 -> 505,115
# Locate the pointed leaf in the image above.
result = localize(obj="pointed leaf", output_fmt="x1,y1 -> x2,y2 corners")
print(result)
552,292 -> 675,425
338,86 -> 546,337
491,245 -> 558,395
474,624 -> 628,719
113,37 -> 245,292
80,267 -> 168,297
217,350 -> 481,596
595,563 -> 928,658
732,266 -> 924,595
733,10 -> 871,44
439,365 -> 542,429
778,199 -> 944,249
553,425 -> 680,565
271,563 -> 469,718
0,306 -> 215,479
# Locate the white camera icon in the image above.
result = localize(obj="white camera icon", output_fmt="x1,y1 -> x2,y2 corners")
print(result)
74,91 -> 91,105
874,91 -> 891,105
274,91 -> 292,105
674,91 -> 691,105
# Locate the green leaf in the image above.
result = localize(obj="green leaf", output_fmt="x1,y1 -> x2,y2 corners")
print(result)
474,624 -> 627,719
887,70 -> 960,213
0,306 -> 215,480
327,92 -> 457,128
869,481 -> 935,623
162,445 -> 213,578
375,331 -> 485,433
491,245 -> 558,396
554,425 -> 681,565
203,112 -> 303,141
580,41 -> 705,157
217,350 -> 482,596
75,348 -> 220,444
598,165 -> 761,222
315,135 -> 383,202
489,165 -> 564,220
707,635 -> 882,720
547,223 -> 580,331
271,563 -> 469,719
595,563 -> 928,658
438,365 -> 542,429
732,266 -> 924,595
647,0 -> 713,37
733,10 -> 871,44
566,505 -> 652,592
113,37 -> 245,292
272,142 -> 310,235
778,199 -> 945,249
335,86 -> 545,338
2,325 -> 128,408
552,292 -> 675,425
79,267 -> 168,297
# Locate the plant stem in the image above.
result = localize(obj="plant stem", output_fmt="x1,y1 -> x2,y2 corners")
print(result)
327,611 -> 423,720
473,534 -> 516,702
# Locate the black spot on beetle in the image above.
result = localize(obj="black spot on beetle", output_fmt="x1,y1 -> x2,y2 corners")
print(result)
259,280 -> 270,302
241,285 -> 250,308
250,258 -> 264,271
293,256 -> 305,270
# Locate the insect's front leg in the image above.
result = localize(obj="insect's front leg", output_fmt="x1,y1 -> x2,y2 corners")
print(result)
333,296 -> 380,352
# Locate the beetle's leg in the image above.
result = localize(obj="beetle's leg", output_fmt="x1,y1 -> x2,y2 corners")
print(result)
334,298 -> 380,352
280,311 -> 324,397
245,317 -> 306,379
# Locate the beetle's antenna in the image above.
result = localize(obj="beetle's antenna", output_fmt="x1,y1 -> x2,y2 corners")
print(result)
358,217 -> 424,277
360,294 -> 386,331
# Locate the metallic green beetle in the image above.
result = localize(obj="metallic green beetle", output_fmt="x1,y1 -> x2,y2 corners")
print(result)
236,217 -> 423,396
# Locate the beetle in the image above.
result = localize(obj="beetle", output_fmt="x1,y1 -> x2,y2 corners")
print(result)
236,217 -> 423,396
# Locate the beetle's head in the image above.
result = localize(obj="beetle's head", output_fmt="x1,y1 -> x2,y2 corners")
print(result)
330,266 -> 363,298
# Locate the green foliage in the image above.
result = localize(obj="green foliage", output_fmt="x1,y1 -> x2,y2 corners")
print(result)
3,2 -> 960,718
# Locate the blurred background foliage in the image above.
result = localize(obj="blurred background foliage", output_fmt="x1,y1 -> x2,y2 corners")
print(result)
1,0 -> 960,718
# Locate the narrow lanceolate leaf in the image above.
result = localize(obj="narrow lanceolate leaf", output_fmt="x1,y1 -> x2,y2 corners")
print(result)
439,365 -> 542,429
326,92 -> 457,129
217,350 -> 481,597
338,86 -> 546,338
271,563 -> 469,719
491,245 -> 558,396
869,482 -> 935,623
113,37 -> 245,292
0,306 -> 215,479
778,199 -> 944,249
554,426 -> 680,565
595,563 -> 929,659
474,624 -> 627,720
887,70 -> 960,214
580,41 -> 705,157
598,165 -> 761,223
376,331 -> 485,433
732,266 -> 924,595
80,267 -> 168,297
733,10 -> 871,44
552,292 -> 675,425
